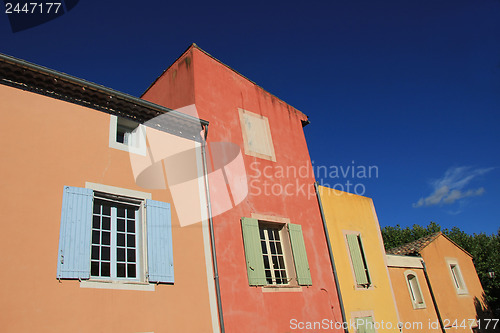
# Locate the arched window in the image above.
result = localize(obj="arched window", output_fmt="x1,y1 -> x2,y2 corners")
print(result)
404,270 -> 426,309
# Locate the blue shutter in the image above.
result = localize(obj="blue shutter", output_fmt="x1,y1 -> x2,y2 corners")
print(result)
57,186 -> 93,279
146,199 -> 174,283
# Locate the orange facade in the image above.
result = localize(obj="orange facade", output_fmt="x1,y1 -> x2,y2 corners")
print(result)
143,45 -> 344,333
0,74 -> 217,331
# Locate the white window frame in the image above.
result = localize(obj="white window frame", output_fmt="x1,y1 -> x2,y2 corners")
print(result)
83,183 -> 152,290
446,258 -> 468,295
404,270 -> 426,309
259,222 -> 294,286
109,115 -> 147,156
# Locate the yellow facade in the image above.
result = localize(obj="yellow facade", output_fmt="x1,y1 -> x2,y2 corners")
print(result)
318,186 -> 400,332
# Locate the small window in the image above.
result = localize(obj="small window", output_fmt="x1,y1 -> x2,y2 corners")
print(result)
448,261 -> 467,294
57,185 -> 174,285
355,316 -> 376,333
241,217 -> 312,287
109,115 -> 146,156
346,233 -> 371,287
239,108 -> 276,162
405,270 -> 426,309
259,224 -> 289,285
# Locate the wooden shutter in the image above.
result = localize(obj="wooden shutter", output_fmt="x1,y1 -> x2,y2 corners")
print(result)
57,186 -> 93,279
288,223 -> 312,286
241,217 -> 266,286
356,316 -> 375,333
146,199 -> 174,283
346,234 -> 369,285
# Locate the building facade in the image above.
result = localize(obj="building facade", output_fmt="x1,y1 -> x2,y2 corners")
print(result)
388,233 -> 486,333
316,186 -> 401,333
0,54 -> 219,332
143,44 -> 344,332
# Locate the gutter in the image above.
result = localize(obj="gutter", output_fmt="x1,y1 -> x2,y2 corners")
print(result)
201,124 -> 225,333
421,259 -> 446,333
314,182 -> 349,333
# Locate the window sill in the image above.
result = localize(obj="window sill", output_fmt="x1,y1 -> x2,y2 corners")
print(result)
80,280 -> 155,291
261,285 -> 302,293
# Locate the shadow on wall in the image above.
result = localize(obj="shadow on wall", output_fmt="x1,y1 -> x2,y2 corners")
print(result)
474,294 -> 499,333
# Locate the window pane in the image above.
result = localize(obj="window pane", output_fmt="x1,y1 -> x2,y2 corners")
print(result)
101,246 -> 110,261
92,215 -> 100,229
91,261 -> 99,276
127,249 -> 136,262
263,256 -> 270,269
127,209 -> 135,218
261,241 -> 267,254
276,242 -> 283,255
127,264 -> 136,278
93,203 -> 100,214
117,233 -> 125,246
267,229 -> 274,240
117,219 -> 125,232
92,230 -> 100,244
101,262 -> 110,277
127,234 -> 135,247
102,231 -> 110,245
91,246 -> 99,260
117,248 -> 125,262
102,205 -> 111,216
117,263 -> 126,277
117,207 -> 125,218
102,217 -> 110,230
259,228 -> 265,240
127,220 -> 135,233
270,242 -> 276,254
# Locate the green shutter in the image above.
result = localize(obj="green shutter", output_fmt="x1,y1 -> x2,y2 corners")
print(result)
356,316 -> 375,333
288,223 -> 312,286
241,217 -> 266,286
346,234 -> 369,285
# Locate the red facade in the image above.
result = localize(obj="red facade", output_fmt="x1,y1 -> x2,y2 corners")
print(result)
143,44 -> 343,332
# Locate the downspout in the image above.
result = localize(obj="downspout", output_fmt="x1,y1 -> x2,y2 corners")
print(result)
314,182 -> 349,333
421,259 -> 446,333
201,124 -> 225,333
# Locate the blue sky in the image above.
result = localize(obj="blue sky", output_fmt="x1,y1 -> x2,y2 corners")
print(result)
2,0 -> 499,235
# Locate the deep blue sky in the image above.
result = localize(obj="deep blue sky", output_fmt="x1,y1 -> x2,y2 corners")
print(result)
2,0 -> 499,235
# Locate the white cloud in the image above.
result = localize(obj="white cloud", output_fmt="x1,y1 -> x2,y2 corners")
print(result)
413,166 -> 493,208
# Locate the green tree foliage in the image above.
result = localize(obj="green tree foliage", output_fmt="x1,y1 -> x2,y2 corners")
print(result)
381,222 -> 500,315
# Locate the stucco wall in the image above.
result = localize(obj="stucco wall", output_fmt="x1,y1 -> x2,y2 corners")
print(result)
318,186 -> 401,332
143,45 -> 344,333
0,84 -> 215,332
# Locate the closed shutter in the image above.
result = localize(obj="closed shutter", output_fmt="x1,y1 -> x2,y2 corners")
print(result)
241,217 -> 266,286
356,316 -> 375,333
346,234 -> 369,285
57,186 -> 93,279
288,223 -> 312,286
146,199 -> 174,283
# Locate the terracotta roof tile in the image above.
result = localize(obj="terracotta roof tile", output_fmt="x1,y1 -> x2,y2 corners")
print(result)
386,232 -> 442,255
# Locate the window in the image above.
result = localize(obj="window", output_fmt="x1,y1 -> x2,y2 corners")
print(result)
447,260 -> 467,294
238,108 -> 276,162
241,217 -> 312,286
109,115 -> 146,156
355,316 -> 376,333
345,233 -> 371,287
404,270 -> 426,309
57,185 -> 173,284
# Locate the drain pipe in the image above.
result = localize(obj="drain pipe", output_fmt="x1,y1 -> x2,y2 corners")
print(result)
201,124 -> 225,333
421,259 -> 445,333
314,182 -> 349,333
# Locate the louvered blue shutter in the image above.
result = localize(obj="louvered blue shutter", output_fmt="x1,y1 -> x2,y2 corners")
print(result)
57,186 -> 93,279
146,199 -> 174,283
241,217 -> 266,286
288,223 -> 313,286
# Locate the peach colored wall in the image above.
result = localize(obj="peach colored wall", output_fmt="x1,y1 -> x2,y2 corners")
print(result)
0,84 -> 214,333
317,186 -> 400,331
388,266 -> 441,332
143,46 -> 344,333
420,235 -> 485,332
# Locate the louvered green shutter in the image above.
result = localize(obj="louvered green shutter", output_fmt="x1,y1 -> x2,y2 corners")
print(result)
288,223 -> 312,286
57,186 -> 93,279
346,234 -> 369,285
241,217 -> 266,286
